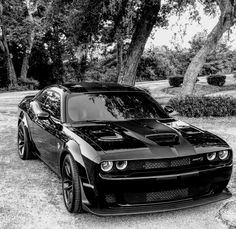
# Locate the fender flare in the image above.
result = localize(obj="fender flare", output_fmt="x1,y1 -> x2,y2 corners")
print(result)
18,111 -> 33,141
59,140 -> 86,176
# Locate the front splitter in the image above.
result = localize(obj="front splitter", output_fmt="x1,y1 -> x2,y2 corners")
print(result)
83,189 -> 232,216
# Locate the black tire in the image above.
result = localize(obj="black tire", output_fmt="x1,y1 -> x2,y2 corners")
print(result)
17,122 -> 35,160
62,154 -> 83,213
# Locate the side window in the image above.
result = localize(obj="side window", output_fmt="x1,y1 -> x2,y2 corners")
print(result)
44,91 -> 61,120
37,90 -> 48,104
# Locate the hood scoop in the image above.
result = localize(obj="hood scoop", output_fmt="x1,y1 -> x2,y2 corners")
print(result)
146,133 -> 179,146
90,128 -> 123,142
98,133 -> 123,142
180,127 -> 202,135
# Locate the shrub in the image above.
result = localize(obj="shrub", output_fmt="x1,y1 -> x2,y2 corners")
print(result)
85,67 -> 117,83
207,74 -> 226,87
168,76 -> 184,87
169,96 -> 236,117
136,49 -> 176,81
233,72 -> 236,78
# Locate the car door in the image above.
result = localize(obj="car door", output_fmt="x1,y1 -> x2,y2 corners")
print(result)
32,89 -> 62,171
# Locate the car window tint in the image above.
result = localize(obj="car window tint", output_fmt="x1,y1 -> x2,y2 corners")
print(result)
37,90 -> 48,105
67,92 -> 169,122
44,91 -> 61,120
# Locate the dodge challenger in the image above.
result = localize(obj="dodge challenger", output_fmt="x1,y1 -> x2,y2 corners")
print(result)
17,82 -> 233,216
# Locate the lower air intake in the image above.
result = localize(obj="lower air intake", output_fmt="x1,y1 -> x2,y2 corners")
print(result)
124,189 -> 189,204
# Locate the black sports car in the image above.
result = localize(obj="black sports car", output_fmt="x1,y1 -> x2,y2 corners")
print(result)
17,82 -> 233,216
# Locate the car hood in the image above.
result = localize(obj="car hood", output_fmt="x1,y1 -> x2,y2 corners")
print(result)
69,119 -> 229,160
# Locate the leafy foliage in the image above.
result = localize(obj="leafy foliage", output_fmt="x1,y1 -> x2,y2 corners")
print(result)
207,74 -> 226,87
136,48 -> 175,81
190,32 -> 234,76
169,96 -> 236,117
0,0 -> 236,89
27,38 -> 53,88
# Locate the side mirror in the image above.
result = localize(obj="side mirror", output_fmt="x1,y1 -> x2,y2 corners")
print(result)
30,101 -> 50,120
164,105 -> 174,114
37,111 -> 50,120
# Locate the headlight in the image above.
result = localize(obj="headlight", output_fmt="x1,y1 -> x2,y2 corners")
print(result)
101,161 -> 113,172
218,150 -> 229,160
207,152 -> 216,161
116,161 -> 128,170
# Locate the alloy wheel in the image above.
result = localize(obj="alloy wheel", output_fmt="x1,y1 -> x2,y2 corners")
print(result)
62,160 -> 74,208
18,126 -> 25,156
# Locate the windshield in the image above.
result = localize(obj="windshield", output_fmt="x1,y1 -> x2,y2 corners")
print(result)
66,92 -> 169,123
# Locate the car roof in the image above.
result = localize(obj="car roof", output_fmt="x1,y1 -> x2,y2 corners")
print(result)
57,82 -> 143,93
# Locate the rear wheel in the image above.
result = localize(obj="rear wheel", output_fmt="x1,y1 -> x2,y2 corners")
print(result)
17,122 -> 35,160
62,154 -> 83,213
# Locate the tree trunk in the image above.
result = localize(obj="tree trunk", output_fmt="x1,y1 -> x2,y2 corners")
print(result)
6,54 -> 16,83
20,0 -> 36,80
1,27 -> 18,87
181,0 -> 234,96
20,30 -> 35,79
118,0 -> 161,85
116,33 -> 124,80
20,54 -> 30,79
75,43 -> 88,81
0,3 -> 17,87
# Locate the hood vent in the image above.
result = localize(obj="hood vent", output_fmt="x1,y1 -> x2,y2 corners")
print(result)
180,127 -> 202,135
146,133 -> 179,146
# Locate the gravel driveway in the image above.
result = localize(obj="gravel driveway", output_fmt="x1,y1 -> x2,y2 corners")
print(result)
0,91 -> 235,229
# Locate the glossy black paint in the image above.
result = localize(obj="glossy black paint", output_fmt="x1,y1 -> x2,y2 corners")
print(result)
17,82 -> 233,216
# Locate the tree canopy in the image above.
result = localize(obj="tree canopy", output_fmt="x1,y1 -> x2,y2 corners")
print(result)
0,0 -> 236,91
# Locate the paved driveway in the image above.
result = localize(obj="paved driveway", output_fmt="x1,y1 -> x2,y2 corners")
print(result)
0,90 -> 235,229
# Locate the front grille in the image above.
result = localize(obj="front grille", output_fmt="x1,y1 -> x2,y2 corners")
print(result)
123,189 -> 189,204
128,157 -> 191,171
104,186 -> 211,205
146,189 -> 189,202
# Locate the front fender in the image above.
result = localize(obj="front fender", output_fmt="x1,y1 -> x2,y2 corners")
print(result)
64,140 -> 85,167
18,111 -> 33,141
18,111 -> 28,127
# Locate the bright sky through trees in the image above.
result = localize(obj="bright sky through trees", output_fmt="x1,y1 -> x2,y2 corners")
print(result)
147,3 -> 236,50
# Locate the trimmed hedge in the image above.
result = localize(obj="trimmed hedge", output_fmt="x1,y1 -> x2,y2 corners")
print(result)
207,74 -> 226,87
169,96 -> 236,117
168,76 -> 184,87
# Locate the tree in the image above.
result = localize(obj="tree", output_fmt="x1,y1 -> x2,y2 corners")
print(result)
181,0 -> 235,96
0,0 -> 20,87
189,31 -> 234,75
20,0 -> 47,80
49,0 -> 166,85
118,0 -> 161,85
45,0 -> 106,81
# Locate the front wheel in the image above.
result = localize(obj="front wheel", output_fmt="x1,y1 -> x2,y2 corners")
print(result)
17,122 -> 35,160
62,154 -> 83,213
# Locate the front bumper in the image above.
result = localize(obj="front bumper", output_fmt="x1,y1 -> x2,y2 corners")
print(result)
81,163 -> 233,216
83,190 -> 231,216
